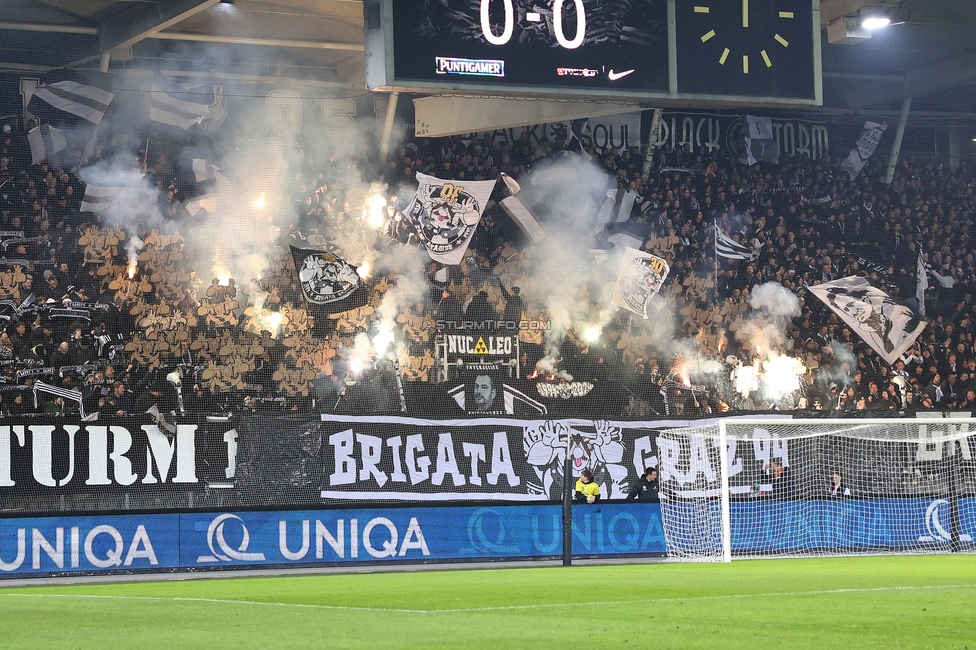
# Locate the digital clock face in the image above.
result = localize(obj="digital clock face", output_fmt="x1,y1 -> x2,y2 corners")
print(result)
391,0 -> 669,93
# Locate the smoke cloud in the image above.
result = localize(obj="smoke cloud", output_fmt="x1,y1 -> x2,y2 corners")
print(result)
509,154 -> 617,349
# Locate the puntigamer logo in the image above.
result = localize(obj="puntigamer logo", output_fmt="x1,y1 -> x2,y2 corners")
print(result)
435,56 -> 505,77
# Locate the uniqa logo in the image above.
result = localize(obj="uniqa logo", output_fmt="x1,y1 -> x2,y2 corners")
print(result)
918,499 -> 974,543
196,513 -> 266,562
466,508 -> 520,554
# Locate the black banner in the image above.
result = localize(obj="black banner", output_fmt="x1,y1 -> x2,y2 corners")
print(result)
4,414 -> 974,513
0,417 -> 233,508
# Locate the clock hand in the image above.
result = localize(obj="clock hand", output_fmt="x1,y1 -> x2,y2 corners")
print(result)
742,0 -> 749,28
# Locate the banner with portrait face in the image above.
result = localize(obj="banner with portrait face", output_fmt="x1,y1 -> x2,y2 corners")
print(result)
612,247 -> 670,318
808,276 -> 925,365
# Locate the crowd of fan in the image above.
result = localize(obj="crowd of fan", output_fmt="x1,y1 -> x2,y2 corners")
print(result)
3,111 -> 976,417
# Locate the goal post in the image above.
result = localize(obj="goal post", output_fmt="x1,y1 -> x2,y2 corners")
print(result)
658,417 -> 976,562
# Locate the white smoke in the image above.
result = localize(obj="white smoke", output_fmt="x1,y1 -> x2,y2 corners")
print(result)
748,282 -> 801,320
374,244 -> 430,335
509,155 -> 618,348
736,281 -> 802,356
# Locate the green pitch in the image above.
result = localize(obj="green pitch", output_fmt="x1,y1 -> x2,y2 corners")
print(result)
1,555 -> 974,649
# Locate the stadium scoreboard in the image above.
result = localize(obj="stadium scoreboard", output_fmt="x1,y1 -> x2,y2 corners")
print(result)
365,0 -> 821,106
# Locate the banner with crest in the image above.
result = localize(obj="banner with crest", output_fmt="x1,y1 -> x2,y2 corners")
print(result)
289,245 -> 366,312
404,173 -> 496,265
612,247 -> 670,318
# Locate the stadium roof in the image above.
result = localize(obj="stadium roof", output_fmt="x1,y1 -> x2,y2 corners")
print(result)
1,0 -> 976,116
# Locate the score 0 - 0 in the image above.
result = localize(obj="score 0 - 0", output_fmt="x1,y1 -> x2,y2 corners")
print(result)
480,0 -> 587,49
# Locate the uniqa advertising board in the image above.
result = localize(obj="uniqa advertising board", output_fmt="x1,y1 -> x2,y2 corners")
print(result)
1,499 -> 974,577
0,503 -> 666,577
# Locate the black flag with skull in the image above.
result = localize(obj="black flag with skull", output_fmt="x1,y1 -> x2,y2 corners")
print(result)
290,245 -> 368,313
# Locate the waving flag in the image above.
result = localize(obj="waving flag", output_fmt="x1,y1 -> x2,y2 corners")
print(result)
715,225 -> 759,262
405,173 -> 496,265
27,125 -> 67,164
808,276 -> 925,365
146,73 -> 214,130
745,115 -> 779,166
840,121 -> 887,181
290,245 -> 367,312
80,172 -> 152,216
28,81 -> 113,125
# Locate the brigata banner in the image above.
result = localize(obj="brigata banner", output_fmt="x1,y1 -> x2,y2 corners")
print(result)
6,415 -> 975,512
0,503 -> 667,576
314,414 -> 788,503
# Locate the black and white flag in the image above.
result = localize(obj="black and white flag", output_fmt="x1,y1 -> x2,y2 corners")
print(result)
596,188 -> 639,230
745,115 -> 779,166
27,125 -> 67,164
146,73 -> 215,130
405,173 -> 496,265
612,247 -> 670,318
915,248 -> 928,316
184,158 -> 220,217
808,276 -> 925,365
499,196 -> 546,243
290,245 -> 366,312
80,176 -> 151,215
839,120 -> 887,181
715,225 -> 760,261
28,81 -> 114,125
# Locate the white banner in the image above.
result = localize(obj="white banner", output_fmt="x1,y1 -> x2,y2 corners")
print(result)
405,173 -> 496,265
840,120 -> 887,181
808,276 -> 925,365
613,247 -> 670,318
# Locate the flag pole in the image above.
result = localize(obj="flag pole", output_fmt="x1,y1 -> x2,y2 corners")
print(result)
713,218 -> 721,361
80,119 -> 103,167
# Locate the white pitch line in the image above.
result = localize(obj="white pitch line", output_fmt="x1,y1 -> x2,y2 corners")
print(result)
1,583 -> 975,615
0,593 -> 419,613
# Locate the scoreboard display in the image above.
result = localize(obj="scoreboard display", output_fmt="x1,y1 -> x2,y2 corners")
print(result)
364,0 -> 821,106
390,0 -> 669,93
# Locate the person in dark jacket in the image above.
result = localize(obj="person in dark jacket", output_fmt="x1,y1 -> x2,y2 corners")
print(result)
626,468 -> 660,502
8,321 -> 31,360
464,290 -> 495,327
829,471 -> 852,497
496,279 -> 525,331
435,289 -> 463,330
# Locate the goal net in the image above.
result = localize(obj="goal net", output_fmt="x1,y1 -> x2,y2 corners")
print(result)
657,418 -> 976,561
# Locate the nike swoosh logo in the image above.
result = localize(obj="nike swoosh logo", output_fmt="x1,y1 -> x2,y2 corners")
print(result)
607,69 -> 635,81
